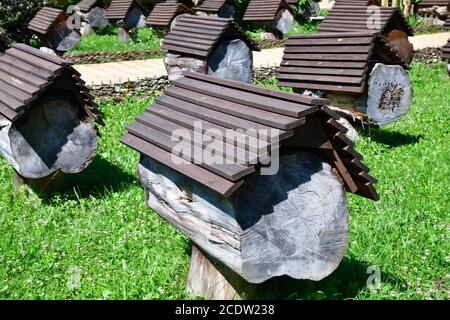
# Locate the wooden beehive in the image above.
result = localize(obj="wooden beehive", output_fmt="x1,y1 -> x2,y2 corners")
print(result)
161,14 -> 260,82
28,7 -> 81,52
445,13 -> 450,29
0,44 -> 102,192
76,0 -> 107,13
106,0 -> 148,30
146,1 -> 193,35
121,71 -> 378,299
243,0 -> 295,38
194,0 -> 236,18
279,6 -> 415,127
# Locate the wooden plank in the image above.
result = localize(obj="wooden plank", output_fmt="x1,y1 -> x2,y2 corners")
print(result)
126,122 -> 255,181
164,86 -> 305,130
156,95 -> 292,142
174,76 -> 319,117
121,134 -> 243,197
183,71 -> 327,105
147,104 -> 270,155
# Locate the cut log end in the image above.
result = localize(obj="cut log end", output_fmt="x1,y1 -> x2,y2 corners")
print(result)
139,150 -> 349,285
0,96 -> 98,181
367,63 -> 413,127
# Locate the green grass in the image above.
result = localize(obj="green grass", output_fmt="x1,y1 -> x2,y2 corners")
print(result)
68,28 -> 161,54
0,63 -> 449,300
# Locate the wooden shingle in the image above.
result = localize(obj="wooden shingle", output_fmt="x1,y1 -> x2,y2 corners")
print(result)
161,14 -> 259,59
318,4 -> 413,36
444,14 -> 450,30
277,31 -> 406,94
0,44 -> 102,124
194,0 -> 232,14
146,2 -> 192,27
243,0 -> 293,22
106,0 -> 147,20
76,0 -> 107,13
28,7 -> 68,35
121,71 -> 378,200
417,0 -> 449,8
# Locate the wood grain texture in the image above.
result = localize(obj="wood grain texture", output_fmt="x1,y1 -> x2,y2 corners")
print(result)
138,149 -> 349,283
0,96 -> 98,179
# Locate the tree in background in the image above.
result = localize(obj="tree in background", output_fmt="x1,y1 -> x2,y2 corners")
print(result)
0,0 -> 79,44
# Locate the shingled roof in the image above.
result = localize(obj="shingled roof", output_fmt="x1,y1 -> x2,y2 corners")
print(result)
0,44 -> 102,124
318,5 -> 413,36
76,0 -> 106,13
28,7 -> 68,35
277,31 -> 406,94
105,0 -> 147,20
442,38 -> 450,60
161,15 -> 259,58
121,71 -> 378,200
243,0 -> 293,21
146,2 -> 192,27
194,0 -> 232,13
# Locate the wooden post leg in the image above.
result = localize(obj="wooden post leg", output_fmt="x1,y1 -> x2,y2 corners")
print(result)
186,245 -> 256,300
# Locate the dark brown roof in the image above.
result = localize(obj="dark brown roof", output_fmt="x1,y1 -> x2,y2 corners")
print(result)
277,31 -> 406,94
243,0 -> 293,22
105,0 -> 147,20
442,38 -> 450,59
0,44 -> 102,124
161,14 -> 259,58
417,0 -> 449,8
121,71 -> 378,200
318,4 -> 413,36
146,2 -> 192,27
194,0 -> 231,13
76,0 -> 107,13
28,7 -> 68,35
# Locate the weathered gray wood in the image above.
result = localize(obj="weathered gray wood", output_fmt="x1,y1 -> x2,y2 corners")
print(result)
87,7 -> 110,28
0,96 -> 98,179
56,31 -> 81,52
273,9 -> 294,36
164,53 -> 208,81
138,149 -> 349,284
367,63 -> 413,127
186,245 -> 256,300
80,22 -> 94,36
124,6 -> 146,30
207,39 -> 253,83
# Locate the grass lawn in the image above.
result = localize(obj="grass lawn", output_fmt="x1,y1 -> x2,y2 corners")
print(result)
68,28 -> 161,54
0,63 -> 448,300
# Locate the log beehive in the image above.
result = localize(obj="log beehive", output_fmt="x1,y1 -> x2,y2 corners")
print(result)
28,7 -> 81,52
161,14 -> 259,82
121,71 -> 379,299
0,44 -> 102,192
146,1 -> 193,34
194,0 -> 236,18
243,0 -> 295,38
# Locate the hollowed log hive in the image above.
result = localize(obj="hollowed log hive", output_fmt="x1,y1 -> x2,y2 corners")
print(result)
194,0 -> 236,18
28,7 -> 81,52
278,5 -> 415,127
0,44 -> 103,193
121,72 -> 379,299
243,0 -> 295,38
146,2 -> 193,35
161,14 -> 260,82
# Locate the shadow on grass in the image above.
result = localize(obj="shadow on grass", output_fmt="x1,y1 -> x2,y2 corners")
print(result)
51,156 -> 137,200
252,257 -> 402,300
364,129 -> 423,148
